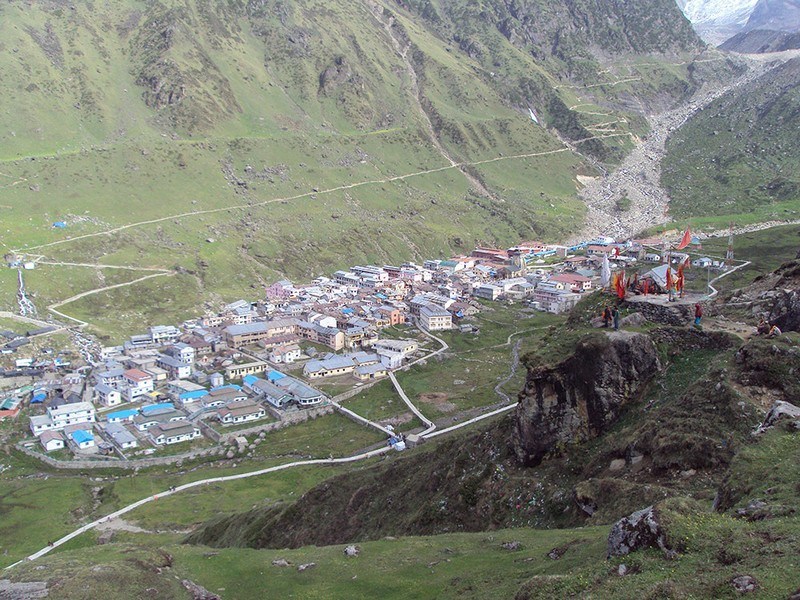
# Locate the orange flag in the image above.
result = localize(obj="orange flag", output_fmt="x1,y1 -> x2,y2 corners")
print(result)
676,227 -> 691,250
665,266 -> 673,291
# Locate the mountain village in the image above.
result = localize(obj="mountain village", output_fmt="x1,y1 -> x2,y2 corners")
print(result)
0,231 -> 721,461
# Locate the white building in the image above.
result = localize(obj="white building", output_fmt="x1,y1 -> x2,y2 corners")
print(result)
157,354 -> 193,379
419,304 -> 452,331
269,344 -> 302,364
216,401 -> 266,424
30,401 -> 96,435
94,383 -> 122,407
40,430 -> 65,452
150,325 -> 180,344
149,421 -> 201,445
123,368 -> 155,402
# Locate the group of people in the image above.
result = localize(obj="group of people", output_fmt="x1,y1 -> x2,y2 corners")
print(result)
601,306 -> 620,330
757,318 -> 782,338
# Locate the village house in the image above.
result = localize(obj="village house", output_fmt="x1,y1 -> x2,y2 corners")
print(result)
149,421 -> 201,445
69,429 -> 95,450
532,283 -> 582,314
216,400 -> 266,425
102,422 -> 138,449
163,342 -> 195,365
156,354 -> 192,379
549,273 -> 593,293
123,368 -> 155,402
94,367 -> 125,389
150,325 -> 180,345
224,319 -> 298,349
133,407 -> 186,432
269,344 -> 302,364
355,363 -> 388,380
106,408 -> 138,424
202,386 -> 249,408
247,377 -> 293,409
39,430 -> 65,452
225,361 -> 268,380
304,355 -> 356,379
473,283 -> 503,301
94,383 -> 122,407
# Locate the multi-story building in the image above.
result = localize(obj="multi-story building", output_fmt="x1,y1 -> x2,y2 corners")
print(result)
30,401 -> 96,435
419,304 -> 452,331
123,368 -> 155,401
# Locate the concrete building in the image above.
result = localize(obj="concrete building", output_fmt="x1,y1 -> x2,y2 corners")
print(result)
30,401 -> 96,435
123,368 -> 155,401
149,421 -> 201,445
419,304 -> 452,331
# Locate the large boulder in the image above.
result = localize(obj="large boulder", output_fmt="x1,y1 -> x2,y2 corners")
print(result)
513,332 -> 660,466
607,505 -> 672,558
755,400 -> 800,434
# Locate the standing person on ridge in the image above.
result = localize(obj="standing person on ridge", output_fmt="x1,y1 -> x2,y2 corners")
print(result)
602,306 -> 612,328
694,303 -> 703,328
612,306 -> 620,331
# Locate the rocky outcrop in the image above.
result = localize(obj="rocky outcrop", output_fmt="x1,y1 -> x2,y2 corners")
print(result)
181,579 -> 220,600
729,260 -> 800,332
513,332 -> 660,467
607,505 -> 673,558
756,400 -> 800,433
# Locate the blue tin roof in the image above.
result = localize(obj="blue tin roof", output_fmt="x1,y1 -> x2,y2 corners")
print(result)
106,409 -> 138,421
71,430 -> 94,443
141,402 -> 174,415
266,370 -> 286,382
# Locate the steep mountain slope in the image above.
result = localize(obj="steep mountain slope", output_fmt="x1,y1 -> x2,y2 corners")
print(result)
662,56 -> 800,223
720,28 -> 800,52
743,0 -> 800,32
0,0 -> 711,337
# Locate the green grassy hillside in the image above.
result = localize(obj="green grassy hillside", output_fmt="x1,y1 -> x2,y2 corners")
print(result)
662,57 -> 800,228
0,0 -> 710,338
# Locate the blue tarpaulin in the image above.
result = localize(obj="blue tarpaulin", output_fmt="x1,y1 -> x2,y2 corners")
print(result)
52,221 -> 67,228
31,392 -> 47,404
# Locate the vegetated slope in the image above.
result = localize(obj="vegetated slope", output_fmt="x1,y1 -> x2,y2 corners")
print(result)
186,315 -> 787,550
0,0 -> 709,336
661,56 -> 800,222
720,28 -> 800,52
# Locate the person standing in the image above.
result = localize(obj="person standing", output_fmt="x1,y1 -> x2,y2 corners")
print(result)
612,306 -> 620,331
602,306 -> 612,328
694,303 -> 703,327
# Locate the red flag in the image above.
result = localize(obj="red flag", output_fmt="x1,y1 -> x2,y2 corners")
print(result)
665,266 -> 673,292
676,227 -> 691,250
615,270 -> 626,299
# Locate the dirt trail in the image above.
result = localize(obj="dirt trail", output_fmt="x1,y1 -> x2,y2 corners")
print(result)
576,57 -> 784,241
367,0 -> 497,201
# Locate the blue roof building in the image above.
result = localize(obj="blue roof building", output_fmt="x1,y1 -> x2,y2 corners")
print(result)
106,408 -> 139,422
242,374 -> 260,387
71,430 -> 94,445
266,370 -> 286,382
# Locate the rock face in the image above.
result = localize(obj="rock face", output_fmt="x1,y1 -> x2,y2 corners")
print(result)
513,332 -> 660,467
607,506 -> 672,558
